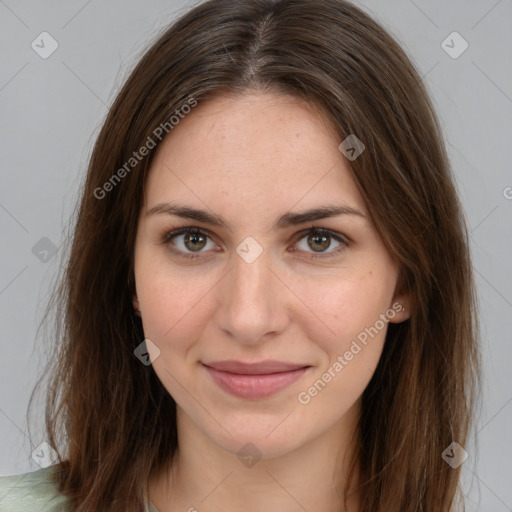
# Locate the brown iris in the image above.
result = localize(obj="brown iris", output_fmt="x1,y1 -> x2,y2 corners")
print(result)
184,230 -> 208,252
308,232 -> 331,252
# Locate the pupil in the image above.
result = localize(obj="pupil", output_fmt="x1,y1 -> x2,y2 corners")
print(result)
310,233 -> 329,252
186,232 -> 206,251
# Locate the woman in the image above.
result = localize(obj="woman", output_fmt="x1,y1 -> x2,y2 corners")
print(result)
0,0 -> 480,510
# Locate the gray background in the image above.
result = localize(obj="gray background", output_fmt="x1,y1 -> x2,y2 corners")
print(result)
0,0 -> 511,510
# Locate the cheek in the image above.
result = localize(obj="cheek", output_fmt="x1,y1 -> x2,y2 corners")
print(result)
292,269 -> 395,354
138,273 -> 214,345
294,276 -> 393,414
136,273 -> 214,399
134,252 -> 230,387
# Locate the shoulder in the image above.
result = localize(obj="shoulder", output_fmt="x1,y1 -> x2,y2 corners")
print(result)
0,465 -> 71,512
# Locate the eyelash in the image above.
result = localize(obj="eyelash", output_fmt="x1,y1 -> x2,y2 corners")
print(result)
160,226 -> 349,260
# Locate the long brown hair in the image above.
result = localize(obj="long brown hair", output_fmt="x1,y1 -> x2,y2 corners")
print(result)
28,0 -> 480,510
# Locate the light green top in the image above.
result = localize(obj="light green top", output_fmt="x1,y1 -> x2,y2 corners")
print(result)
0,465 -> 159,512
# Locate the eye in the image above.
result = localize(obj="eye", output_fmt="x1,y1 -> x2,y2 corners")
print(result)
292,227 -> 348,259
162,227 -> 218,259
161,226 -> 349,260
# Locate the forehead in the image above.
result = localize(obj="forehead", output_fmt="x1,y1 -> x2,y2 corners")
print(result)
143,91 -> 368,221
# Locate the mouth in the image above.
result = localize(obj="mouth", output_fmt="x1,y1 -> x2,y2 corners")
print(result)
201,360 -> 312,399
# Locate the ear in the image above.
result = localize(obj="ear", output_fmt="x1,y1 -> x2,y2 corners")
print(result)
133,294 -> 141,317
387,293 -> 412,323
388,278 -> 413,323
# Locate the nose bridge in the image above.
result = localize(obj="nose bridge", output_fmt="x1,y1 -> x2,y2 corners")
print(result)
215,243 -> 287,343
231,248 -> 272,304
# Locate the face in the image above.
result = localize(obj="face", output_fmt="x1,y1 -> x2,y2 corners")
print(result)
133,91 -> 410,460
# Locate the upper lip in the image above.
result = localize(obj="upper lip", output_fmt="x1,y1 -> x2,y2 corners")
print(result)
202,360 -> 310,375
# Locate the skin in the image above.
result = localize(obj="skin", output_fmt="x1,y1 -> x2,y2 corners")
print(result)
133,91 -> 411,512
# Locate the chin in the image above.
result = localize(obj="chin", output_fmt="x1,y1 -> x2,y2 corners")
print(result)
206,414 -> 311,460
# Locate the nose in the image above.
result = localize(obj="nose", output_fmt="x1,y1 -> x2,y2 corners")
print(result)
214,246 -> 290,345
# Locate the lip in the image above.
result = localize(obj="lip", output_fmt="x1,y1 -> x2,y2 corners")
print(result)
202,360 -> 311,399
204,360 -> 309,374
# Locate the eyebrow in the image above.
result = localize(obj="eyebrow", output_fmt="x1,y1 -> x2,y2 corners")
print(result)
146,202 -> 365,230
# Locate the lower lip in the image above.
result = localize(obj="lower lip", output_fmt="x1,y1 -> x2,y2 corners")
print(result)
203,365 -> 310,399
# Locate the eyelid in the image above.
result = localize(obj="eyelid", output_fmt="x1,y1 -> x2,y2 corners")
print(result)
161,226 -> 215,243
160,226 -> 220,257
291,226 -> 349,259
295,225 -> 351,245
160,225 -> 350,259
